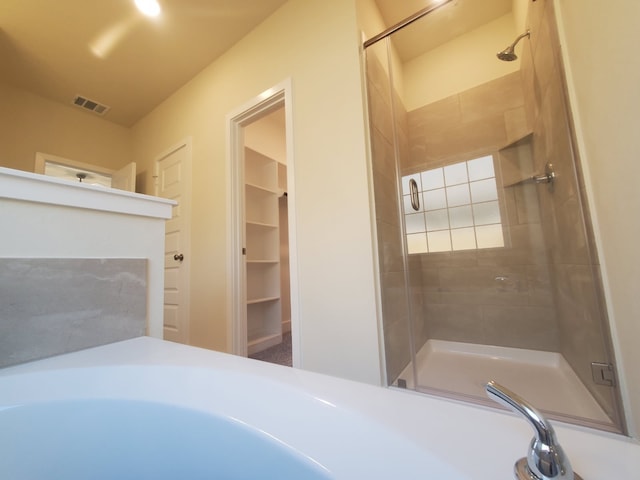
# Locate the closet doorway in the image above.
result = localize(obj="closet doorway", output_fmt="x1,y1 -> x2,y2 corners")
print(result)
227,81 -> 298,367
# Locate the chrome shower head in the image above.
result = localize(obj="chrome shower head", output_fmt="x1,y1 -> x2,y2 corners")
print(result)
497,30 -> 530,61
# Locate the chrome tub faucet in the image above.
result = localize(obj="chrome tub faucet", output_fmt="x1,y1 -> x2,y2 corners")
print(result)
485,381 -> 583,480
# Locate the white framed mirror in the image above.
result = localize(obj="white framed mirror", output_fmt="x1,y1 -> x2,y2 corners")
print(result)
34,152 -> 136,192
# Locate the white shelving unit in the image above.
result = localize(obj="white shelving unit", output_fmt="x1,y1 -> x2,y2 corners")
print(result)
244,148 -> 282,354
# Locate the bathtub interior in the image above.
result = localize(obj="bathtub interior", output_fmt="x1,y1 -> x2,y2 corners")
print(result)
0,399 -> 331,480
0,351 -> 468,480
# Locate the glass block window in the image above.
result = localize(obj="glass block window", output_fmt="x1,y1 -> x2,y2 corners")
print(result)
402,155 -> 504,254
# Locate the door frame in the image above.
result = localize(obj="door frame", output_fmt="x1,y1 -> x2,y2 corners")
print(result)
226,78 -> 300,365
154,138 -> 192,344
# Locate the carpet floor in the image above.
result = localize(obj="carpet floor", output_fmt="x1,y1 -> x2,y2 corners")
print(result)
249,331 -> 292,367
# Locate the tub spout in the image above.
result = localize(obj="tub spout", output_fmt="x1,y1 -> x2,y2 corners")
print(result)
485,381 -> 583,480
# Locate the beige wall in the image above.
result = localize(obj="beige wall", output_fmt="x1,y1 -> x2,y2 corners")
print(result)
555,0 -> 640,437
0,82 -> 132,172
402,14 -> 520,111
512,0 -> 529,32
131,0 -> 382,384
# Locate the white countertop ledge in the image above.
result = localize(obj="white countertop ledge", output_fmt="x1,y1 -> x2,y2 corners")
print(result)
0,167 -> 175,219
0,337 -> 638,479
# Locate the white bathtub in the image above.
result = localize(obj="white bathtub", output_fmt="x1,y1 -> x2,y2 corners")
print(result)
0,337 -> 638,479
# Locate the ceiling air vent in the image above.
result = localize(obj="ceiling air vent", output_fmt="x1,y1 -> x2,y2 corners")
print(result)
72,95 -> 110,116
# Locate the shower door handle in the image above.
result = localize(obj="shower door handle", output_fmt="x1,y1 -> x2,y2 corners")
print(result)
409,178 -> 420,211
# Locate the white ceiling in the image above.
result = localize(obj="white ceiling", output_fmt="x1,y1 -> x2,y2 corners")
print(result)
1,0 -> 511,128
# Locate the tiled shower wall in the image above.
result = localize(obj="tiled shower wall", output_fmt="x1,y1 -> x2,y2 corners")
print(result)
406,72 -> 559,352
366,46 -> 426,383
522,0 -> 619,424
0,258 -> 147,368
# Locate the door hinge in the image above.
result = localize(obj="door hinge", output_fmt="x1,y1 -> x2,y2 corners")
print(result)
591,362 -> 616,387
242,247 -> 246,255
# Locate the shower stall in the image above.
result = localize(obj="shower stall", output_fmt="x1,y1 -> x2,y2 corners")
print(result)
363,0 -> 625,433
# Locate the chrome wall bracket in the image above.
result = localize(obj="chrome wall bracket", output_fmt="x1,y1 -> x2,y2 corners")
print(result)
591,362 -> 616,387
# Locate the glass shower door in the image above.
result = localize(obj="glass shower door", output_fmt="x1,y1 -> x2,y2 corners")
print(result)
363,0 -> 625,434
364,37 -> 420,390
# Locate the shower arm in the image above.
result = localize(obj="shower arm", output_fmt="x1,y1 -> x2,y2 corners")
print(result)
485,381 -> 582,480
508,31 -> 531,50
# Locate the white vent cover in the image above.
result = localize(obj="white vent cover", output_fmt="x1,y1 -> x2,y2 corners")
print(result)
71,95 -> 111,116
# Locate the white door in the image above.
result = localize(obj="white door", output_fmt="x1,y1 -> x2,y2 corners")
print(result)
155,141 -> 191,344
111,162 -> 136,192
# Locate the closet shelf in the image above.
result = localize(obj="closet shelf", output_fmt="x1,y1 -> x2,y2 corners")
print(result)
245,182 -> 278,195
246,259 -> 279,264
247,296 -> 280,305
246,220 -> 278,229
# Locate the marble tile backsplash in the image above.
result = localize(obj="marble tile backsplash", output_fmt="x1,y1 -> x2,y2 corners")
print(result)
0,258 -> 147,368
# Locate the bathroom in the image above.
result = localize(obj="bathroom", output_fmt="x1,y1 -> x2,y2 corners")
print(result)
1,0 -> 639,463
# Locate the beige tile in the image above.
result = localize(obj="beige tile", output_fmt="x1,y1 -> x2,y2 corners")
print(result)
369,127 -> 396,178
380,271 -> 410,325
502,188 -> 520,227
365,50 -> 391,108
513,183 -> 542,225
552,263 -> 616,418
532,6 -> 559,105
538,68 -> 578,205
382,315 -> 412,382
525,264 -> 555,307
527,0 -> 548,57
437,265 -> 530,307
481,305 -> 559,351
393,89 -> 409,134
424,113 -> 508,161
419,266 -> 443,305
425,303 -> 484,344
420,249 -> 479,269
505,106 -> 531,144
458,72 -> 525,124
376,220 -> 405,274
541,0 -> 561,65
0,259 -> 147,368
547,195 -> 591,265
477,223 -> 549,266
408,94 -> 461,136
368,97 -> 394,146
498,135 -> 534,186
520,39 -> 539,128
372,169 -> 400,225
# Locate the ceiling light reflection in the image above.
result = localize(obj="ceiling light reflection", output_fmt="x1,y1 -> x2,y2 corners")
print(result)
89,16 -> 139,59
134,0 -> 161,17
